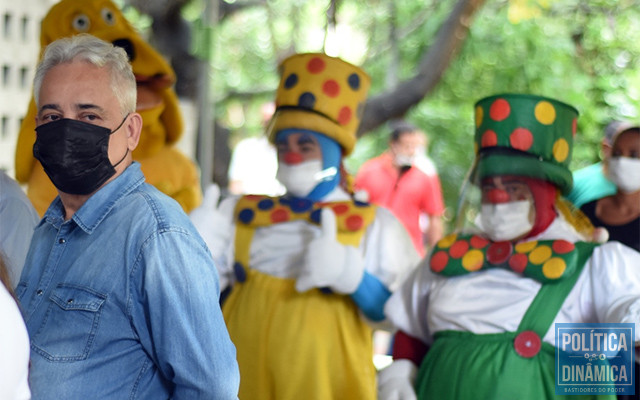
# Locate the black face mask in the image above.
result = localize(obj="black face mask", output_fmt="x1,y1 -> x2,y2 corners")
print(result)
33,116 -> 129,195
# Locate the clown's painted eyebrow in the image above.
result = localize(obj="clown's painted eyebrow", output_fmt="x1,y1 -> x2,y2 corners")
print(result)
297,133 -> 316,146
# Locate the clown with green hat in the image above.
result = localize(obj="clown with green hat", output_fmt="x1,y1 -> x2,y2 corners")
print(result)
378,93 -> 640,400
190,53 -> 419,400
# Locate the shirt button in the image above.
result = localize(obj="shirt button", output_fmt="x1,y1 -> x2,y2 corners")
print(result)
58,238 -> 66,244
36,289 -> 43,296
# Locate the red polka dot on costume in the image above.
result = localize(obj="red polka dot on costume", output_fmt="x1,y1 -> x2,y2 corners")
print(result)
487,242 -> 513,265
514,331 -> 541,358
481,130 -> 498,147
490,98 -> 510,121
572,118 -> 577,137
510,128 -> 534,151
323,80 -> 340,97
346,215 -> 363,231
430,251 -> 449,273
449,240 -> 470,259
307,57 -> 326,74
508,253 -> 528,273
552,240 -> 575,254
470,235 -> 490,249
270,208 -> 290,223
332,204 -> 349,215
337,107 -> 352,125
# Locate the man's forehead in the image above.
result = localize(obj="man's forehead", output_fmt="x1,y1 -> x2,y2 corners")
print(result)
38,102 -> 105,115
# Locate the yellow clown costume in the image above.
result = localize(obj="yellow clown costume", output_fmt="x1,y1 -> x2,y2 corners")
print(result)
190,54 -> 420,400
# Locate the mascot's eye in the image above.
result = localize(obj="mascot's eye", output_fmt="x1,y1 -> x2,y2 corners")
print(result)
101,8 -> 116,26
72,14 -> 91,32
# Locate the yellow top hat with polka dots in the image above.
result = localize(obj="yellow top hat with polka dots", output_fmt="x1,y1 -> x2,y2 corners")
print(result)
473,93 -> 579,194
267,53 -> 371,155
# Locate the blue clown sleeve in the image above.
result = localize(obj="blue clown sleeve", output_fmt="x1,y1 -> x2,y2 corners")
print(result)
350,271 -> 391,321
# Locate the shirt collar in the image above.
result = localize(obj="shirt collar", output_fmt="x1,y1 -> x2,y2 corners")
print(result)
42,162 -> 146,234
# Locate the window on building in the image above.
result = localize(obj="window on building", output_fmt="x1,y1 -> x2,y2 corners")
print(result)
1,116 -> 8,139
2,65 -> 10,87
21,15 -> 28,41
20,66 -> 29,89
3,13 -> 11,39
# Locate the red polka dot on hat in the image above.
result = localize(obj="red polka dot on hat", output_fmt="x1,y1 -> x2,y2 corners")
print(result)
337,106 -> 352,125
323,80 -> 340,97
490,98 -> 511,121
510,128 -> 534,151
481,130 -> 498,147
307,57 -> 326,74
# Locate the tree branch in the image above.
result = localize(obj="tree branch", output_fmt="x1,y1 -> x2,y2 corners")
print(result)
358,0 -> 486,135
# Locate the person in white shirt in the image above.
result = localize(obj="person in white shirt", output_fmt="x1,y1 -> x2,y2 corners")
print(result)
0,255 -> 31,399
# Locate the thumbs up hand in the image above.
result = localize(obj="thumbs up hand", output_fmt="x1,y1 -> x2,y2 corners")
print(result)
296,208 -> 365,294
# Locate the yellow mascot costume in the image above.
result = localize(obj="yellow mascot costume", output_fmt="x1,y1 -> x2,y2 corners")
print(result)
15,0 -> 202,215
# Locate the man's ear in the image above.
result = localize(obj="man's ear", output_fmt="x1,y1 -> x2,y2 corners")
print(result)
127,113 -> 143,150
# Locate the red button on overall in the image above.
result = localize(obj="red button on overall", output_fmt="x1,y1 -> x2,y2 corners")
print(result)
514,330 -> 541,358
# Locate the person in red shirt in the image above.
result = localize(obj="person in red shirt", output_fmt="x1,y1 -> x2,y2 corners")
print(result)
355,121 -> 445,256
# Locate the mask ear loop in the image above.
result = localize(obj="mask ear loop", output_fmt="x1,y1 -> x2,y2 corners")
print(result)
110,114 -> 131,168
109,113 -> 130,134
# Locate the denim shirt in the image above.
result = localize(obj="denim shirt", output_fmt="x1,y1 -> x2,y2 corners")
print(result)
17,163 -> 240,399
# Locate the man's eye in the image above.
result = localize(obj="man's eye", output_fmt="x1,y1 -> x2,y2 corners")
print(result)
82,114 -> 99,122
43,114 -> 60,122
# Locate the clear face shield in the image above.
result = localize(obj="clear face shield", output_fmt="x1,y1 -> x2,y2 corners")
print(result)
454,154 -> 537,242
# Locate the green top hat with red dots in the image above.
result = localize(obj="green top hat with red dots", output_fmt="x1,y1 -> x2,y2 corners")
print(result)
473,93 -> 579,194
267,53 -> 371,155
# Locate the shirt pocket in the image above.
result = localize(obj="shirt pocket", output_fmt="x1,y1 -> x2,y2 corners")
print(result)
31,284 -> 107,362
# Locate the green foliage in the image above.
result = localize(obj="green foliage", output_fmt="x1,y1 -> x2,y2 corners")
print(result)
135,0 -> 640,223
344,0 -> 640,223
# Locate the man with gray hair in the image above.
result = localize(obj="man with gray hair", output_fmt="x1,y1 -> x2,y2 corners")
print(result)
17,34 -> 240,399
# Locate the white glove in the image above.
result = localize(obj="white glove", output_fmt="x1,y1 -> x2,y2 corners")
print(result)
296,208 -> 365,294
377,359 -> 418,400
189,184 -> 232,258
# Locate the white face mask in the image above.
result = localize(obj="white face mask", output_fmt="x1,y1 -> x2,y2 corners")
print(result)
394,154 -> 415,167
480,200 -> 534,242
276,159 -> 323,198
607,157 -> 640,193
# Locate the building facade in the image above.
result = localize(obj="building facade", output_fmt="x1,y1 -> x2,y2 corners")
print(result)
0,0 -> 56,177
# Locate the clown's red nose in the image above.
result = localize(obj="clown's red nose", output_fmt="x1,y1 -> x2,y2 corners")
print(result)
487,188 -> 510,204
283,152 -> 303,164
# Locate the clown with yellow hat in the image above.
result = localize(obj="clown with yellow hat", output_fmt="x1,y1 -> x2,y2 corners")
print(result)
190,53 -> 419,399
378,94 -> 640,400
